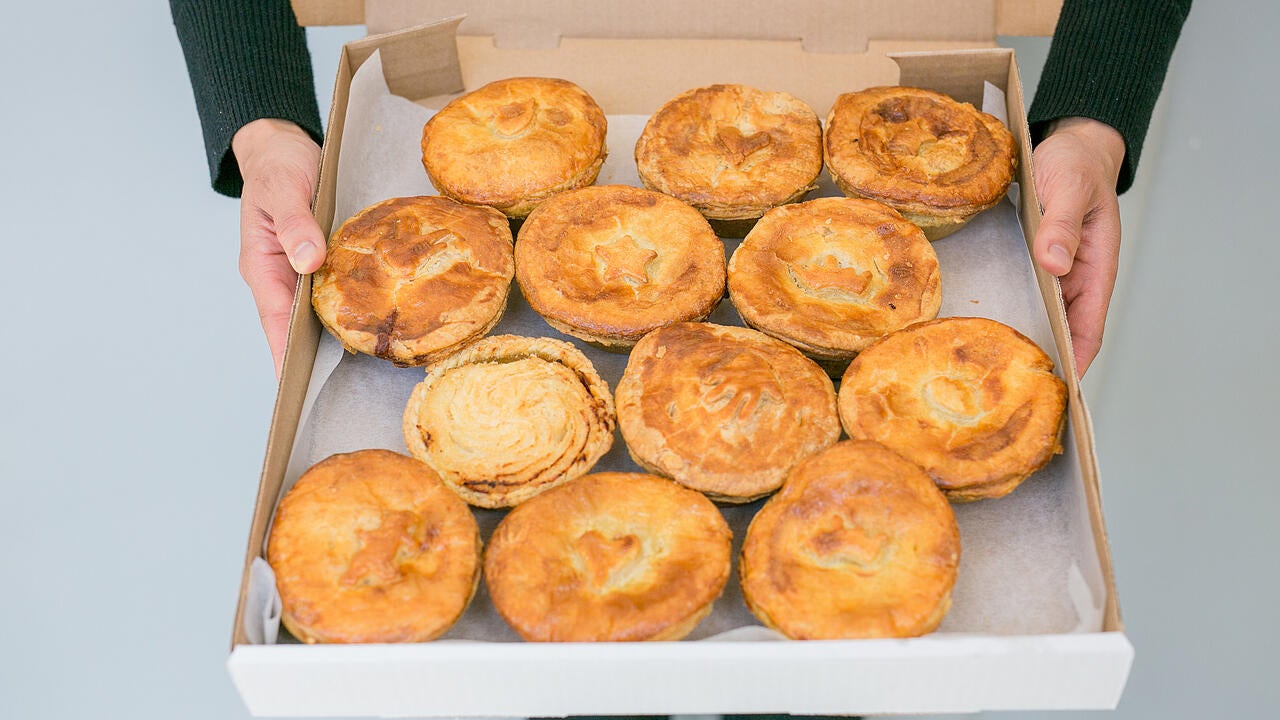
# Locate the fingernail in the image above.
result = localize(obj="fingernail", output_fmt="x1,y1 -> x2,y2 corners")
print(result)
291,242 -> 320,273
1049,244 -> 1072,273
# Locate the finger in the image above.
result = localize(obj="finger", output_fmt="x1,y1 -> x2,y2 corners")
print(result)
257,173 -> 326,274
1033,173 -> 1092,277
1059,263 -> 1111,376
1063,282 -> 1107,378
240,248 -> 299,378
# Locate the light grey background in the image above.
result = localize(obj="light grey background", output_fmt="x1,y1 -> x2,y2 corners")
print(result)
0,2 -> 1274,719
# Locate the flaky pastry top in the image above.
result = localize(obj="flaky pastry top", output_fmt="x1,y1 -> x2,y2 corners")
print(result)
421,77 -> 607,217
728,197 -> 941,360
635,84 -> 822,220
838,317 -> 1067,502
266,450 -> 481,644
312,196 -> 514,366
740,440 -> 960,639
516,185 -> 727,348
484,472 -> 732,642
616,322 -> 839,502
825,86 -> 1016,218
402,335 -> 615,508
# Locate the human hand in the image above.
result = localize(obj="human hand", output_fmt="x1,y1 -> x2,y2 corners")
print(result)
1031,116 -> 1127,378
231,118 -> 325,378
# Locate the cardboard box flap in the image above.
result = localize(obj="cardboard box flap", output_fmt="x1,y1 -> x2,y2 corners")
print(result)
345,16 -> 466,99
294,0 -> 1062,50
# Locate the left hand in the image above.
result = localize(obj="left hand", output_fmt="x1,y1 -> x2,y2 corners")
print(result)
1030,116 -> 1127,378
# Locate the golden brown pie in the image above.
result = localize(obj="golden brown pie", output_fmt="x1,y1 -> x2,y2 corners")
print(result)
266,449 -> 481,644
740,440 -> 960,639
421,77 -> 608,218
515,185 -> 727,350
401,335 -> 615,508
635,84 -> 822,232
727,196 -> 941,372
824,86 -> 1017,240
838,317 -> 1068,502
311,196 -> 514,366
484,472 -> 732,642
616,322 -> 840,502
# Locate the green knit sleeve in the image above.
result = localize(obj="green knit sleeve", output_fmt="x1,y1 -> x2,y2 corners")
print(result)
170,0 -> 324,198
1029,0 -> 1192,193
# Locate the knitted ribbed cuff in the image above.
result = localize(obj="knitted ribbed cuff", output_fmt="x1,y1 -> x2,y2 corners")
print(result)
1029,0 -> 1191,194
170,0 -> 324,197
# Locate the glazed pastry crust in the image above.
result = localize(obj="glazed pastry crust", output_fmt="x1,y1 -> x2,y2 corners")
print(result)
516,185 -> 727,350
838,317 -> 1068,502
740,440 -> 960,639
402,335 -> 615,508
616,322 -> 840,502
484,472 -> 732,642
312,196 -> 514,366
824,86 -> 1016,239
635,84 -> 822,221
266,450 -> 481,644
421,77 -> 607,218
728,197 -> 941,363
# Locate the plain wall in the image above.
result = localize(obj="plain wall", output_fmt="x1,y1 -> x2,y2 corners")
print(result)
0,2 -> 1275,719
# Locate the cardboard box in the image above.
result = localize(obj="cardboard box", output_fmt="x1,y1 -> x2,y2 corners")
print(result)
228,1 -> 1134,715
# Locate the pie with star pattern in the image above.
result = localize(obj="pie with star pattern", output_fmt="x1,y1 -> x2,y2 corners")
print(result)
515,185 -> 727,351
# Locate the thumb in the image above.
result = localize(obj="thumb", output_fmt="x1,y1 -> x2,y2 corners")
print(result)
275,208 -> 327,274
1033,175 -> 1090,277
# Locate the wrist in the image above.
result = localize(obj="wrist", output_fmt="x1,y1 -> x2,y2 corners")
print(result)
1044,117 -> 1127,185
232,118 -> 314,168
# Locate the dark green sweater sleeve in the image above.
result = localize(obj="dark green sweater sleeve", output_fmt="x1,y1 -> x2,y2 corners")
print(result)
1029,0 -> 1192,193
170,0 -> 323,198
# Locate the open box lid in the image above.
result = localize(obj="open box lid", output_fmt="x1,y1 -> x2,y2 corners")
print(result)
291,0 -> 1063,48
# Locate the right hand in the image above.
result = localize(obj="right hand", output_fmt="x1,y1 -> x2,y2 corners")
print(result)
231,119 -> 325,378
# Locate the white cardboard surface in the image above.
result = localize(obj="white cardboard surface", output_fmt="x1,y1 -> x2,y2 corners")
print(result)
230,51 -> 1126,716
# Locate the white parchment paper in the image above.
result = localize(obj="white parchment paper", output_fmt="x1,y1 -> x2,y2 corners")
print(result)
247,54 -> 1104,644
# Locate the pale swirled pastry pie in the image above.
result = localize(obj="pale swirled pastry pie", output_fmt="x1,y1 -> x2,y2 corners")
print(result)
421,77 -> 607,218
515,185 -> 726,351
727,196 -> 941,373
401,335 -> 615,508
635,84 -> 822,234
616,322 -> 840,503
740,440 -> 960,639
838,317 -> 1068,502
266,449 -> 481,644
484,472 -> 732,642
311,196 -> 514,366
825,86 -> 1017,240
